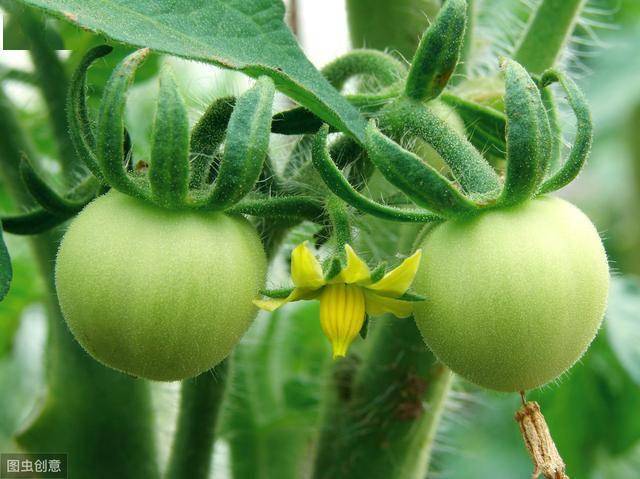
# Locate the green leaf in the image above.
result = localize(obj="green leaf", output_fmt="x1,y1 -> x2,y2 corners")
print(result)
205,77 -> 275,210
149,67 -> 190,208
0,227 -> 12,302
19,0 -> 367,142
606,276 -> 640,386
405,0 -> 467,101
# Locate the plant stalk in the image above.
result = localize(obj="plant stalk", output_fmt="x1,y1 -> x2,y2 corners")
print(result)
514,0 -> 587,75
346,0 -> 441,60
165,362 -> 229,479
9,4 -> 77,178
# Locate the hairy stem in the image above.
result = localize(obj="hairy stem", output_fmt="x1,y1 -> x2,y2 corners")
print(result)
514,0 -> 587,75
165,363 -> 229,479
312,318 -> 453,479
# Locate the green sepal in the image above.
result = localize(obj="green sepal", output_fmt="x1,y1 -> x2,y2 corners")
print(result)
67,45 -> 113,181
0,225 -> 11,301
190,96 -> 236,188
397,291 -> 426,302
382,98 -> 502,197
322,49 -> 406,91
365,122 -> 479,217
538,69 -> 593,194
1,208 -> 69,235
272,107 -> 325,135
359,316 -> 369,340
96,48 -> 150,199
148,67 -> 190,208
259,287 -> 294,299
19,155 -> 85,215
204,77 -> 275,210
498,59 -> 550,206
405,0 -> 467,101
441,92 -> 506,158
324,256 -> 345,282
540,87 -> 562,172
369,262 -> 387,283
311,126 -> 442,223
226,195 -> 323,221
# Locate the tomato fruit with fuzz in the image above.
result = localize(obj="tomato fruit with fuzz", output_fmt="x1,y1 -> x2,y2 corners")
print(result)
413,196 -> 609,391
55,191 -> 267,381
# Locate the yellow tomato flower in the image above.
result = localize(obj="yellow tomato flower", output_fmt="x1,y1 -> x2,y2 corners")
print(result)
254,242 -> 422,358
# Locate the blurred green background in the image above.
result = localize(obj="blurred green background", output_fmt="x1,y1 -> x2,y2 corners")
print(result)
0,0 -> 639,478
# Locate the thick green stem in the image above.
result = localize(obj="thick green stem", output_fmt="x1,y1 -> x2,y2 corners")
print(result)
514,0 -> 587,75
0,88 -> 38,206
346,0 -> 441,59
166,363 -> 229,479
312,318 -> 453,479
453,0 -> 475,81
10,5 -> 76,179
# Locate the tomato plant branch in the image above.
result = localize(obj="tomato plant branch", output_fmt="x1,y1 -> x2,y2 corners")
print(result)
312,318 -> 453,479
166,362 -> 229,479
514,0 -> 587,75
7,4 -> 77,180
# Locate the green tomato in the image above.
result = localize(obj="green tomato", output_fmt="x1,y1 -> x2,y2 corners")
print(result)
55,191 -> 266,381
413,196 -> 609,392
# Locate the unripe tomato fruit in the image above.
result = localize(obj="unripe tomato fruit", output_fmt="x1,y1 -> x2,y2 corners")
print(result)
413,197 -> 609,392
55,191 -> 266,381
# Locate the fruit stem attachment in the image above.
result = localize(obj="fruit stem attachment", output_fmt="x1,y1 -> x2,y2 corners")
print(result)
515,400 -> 569,479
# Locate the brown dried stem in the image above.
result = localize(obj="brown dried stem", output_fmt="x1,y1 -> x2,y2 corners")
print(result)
515,399 -> 569,479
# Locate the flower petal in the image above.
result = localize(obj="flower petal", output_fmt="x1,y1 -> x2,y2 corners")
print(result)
291,241 -> 325,288
364,291 -> 414,318
254,287 -> 321,312
332,244 -> 371,284
320,283 -> 366,358
367,249 -> 422,297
